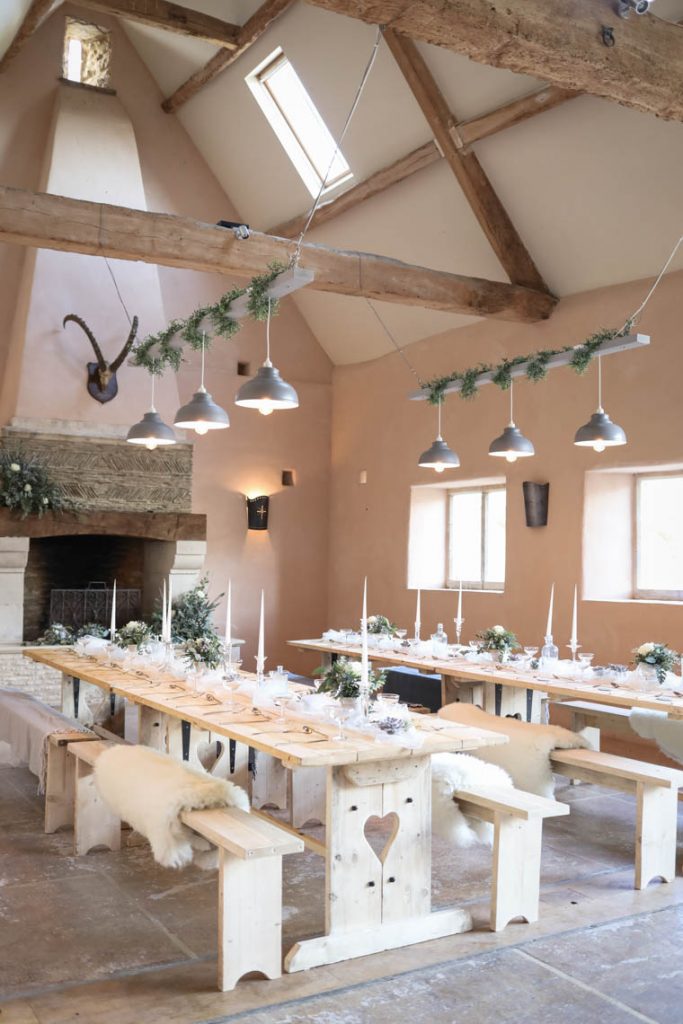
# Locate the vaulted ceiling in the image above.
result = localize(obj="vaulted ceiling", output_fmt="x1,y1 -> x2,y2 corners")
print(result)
2,0 -> 683,364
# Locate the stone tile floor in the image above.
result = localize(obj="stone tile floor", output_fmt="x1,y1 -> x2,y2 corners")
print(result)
1,765 -> 682,1023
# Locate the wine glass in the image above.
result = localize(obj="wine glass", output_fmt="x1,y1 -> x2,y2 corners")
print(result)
578,653 -> 594,678
468,640 -> 479,657
523,646 -> 538,671
328,701 -> 350,741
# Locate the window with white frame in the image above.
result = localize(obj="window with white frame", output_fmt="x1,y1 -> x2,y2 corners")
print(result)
246,48 -> 352,198
447,486 -> 506,590
635,473 -> 683,599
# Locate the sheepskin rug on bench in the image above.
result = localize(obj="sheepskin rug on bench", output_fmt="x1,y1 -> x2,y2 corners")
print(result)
431,753 -> 513,847
95,745 -> 249,869
438,703 -> 589,798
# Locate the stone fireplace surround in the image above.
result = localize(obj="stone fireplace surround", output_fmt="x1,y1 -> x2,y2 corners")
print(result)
0,422 -> 206,703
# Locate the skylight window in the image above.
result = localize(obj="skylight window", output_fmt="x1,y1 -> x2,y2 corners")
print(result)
247,48 -> 352,198
63,18 -> 112,89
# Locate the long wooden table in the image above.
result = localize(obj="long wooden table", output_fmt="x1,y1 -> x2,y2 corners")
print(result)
288,638 -> 683,721
23,647 -> 507,971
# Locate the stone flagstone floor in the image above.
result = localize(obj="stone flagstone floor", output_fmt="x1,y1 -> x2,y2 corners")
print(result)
1,763 -> 682,1023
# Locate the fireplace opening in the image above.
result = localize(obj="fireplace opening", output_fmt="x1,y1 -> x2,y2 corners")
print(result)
23,535 -> 146,641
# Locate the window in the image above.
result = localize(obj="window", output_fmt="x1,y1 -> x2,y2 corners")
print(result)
247,48 -> 352,198
448,486 -> 506,590
635,473 -> 683,599
63,18 -> 112,89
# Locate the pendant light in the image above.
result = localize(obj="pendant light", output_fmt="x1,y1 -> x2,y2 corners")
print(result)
574,355 -> 626,453
174,333 -> 229,435
126,372 -> 177,450
235,299 -> 299,415
488,380 -> 534,462
418,400 -> 460,472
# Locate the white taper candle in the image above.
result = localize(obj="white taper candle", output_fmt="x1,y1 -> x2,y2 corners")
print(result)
110,579 -> 116,641
361,577 -> 369,686
457,579 -> 463,622
415,588 -> 421,634
256,589 -> 265,674
570,585 -> 578,647
546,582 -> 555,637
225,579 -> 232,649
167,576 -> 173,643
161,579 -> 167,641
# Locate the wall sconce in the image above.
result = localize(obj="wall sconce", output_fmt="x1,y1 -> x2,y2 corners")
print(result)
246,495 -> 269,530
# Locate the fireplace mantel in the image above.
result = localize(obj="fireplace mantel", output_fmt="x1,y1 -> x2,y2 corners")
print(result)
0,509 -> 206,541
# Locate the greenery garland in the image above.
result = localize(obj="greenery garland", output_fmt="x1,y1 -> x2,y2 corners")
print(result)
0,449 -> 70,518
131,262 -> 288,375
422,324 -> 633,405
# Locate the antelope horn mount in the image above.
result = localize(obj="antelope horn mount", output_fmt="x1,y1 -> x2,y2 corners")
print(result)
62,313 -> 139,404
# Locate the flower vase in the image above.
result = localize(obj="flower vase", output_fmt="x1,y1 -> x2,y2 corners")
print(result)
498,648 -> 510,665
637,663 -> 659,688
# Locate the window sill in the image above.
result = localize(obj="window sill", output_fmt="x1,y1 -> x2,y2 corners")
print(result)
411,587 -> 504,595
583,597 -> 683,607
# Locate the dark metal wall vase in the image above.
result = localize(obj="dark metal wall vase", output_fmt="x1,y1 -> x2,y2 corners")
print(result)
523,481 -> 550,527
63,313 -> 139,403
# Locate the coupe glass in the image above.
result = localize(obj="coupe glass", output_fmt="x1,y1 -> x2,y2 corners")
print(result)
468,640 -> 479,656
523,646 -> 538,670
328,700 -> 354,740
578,653 -> 594,676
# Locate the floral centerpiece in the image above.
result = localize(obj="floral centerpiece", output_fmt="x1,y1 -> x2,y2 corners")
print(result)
76,622 -> 109,639
36,623 -> 74,646
477,624 -> 519,663
633,642 -> 678,684
314,657 -> 386,699
153,575 -> 221,642
0,450 -> 68,518
367,615 -> 398,637
183,634 -> 224,671
115,620 -> 153,650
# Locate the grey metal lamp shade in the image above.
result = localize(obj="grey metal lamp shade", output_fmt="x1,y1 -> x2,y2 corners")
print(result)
235,363 -> 299,414
418,437 -> 460,472
126,410 -> 177,449
574,410 -> 626,450
489,423 -> 535,461
173,387 -> 229,434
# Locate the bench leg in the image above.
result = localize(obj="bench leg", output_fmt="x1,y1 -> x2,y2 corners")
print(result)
218,850 -> 283,991
45,743 -> 74,833
635,783 -> 678,889
491,815 -> 542,931
73,758 -> 121,855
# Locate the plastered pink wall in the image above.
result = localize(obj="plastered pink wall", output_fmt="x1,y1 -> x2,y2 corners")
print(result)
326,272 -> 683,670
0,4 -> 333,671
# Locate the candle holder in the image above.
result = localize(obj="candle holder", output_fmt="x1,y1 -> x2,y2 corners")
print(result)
255,657 -> 267,687
566,641 -> 581,662
454,618 -> 464,647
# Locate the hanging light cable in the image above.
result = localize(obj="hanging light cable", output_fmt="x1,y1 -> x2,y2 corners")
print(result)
126,371 -> 177,450
418,400 -> 460,472
574,355 -> 626,452
235,299 -> 299,415
489,380 -> 535,462
174,332 -> 229,435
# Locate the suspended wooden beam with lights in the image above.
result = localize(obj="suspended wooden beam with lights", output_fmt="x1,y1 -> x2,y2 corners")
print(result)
305,0 -> 683,123
162,0 -> 296,114
0,185 -> 558,322
270,85 -> 576,239
73,0 -> 241,48
409,334 -> 650,400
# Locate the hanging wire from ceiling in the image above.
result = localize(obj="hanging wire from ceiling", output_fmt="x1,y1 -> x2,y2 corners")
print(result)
621,234 -> 683,332
292,25 -> 384,265
103,256 -> 134,328
366,299 -> 422,384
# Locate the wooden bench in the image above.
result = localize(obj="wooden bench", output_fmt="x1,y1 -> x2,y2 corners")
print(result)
181,807 -> 303,990
551,699 -> 634,749
453,785 -> 569,931
44,729 -> 98,834
549,748 -> 683,888
66,740 -> 122,855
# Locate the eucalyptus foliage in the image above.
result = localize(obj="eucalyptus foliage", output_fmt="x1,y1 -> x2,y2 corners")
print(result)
0,450 -> 68,518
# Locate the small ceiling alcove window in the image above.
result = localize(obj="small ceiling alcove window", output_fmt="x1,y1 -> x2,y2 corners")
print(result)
246,47 -> 352,198
63,18 -> 112,89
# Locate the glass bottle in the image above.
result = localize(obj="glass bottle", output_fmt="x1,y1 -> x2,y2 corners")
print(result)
431,623 -> 448,659
540,634 -> 559,669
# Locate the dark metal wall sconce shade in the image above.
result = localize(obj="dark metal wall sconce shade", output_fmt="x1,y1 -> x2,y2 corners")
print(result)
247,495 -> 269,530
523,481 -> 550,527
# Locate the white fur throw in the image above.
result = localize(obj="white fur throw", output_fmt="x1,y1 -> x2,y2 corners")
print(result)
438,703 -> 588,798
94,745 -> 249,869
431,752 -> 513,847
630,709 -> 683,766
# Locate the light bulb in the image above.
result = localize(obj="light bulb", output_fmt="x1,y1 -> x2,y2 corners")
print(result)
434,463 -> 445,474
194,422 -> 209,436
258,400 -> 274,417
145,439 -> 158,452
505,453 -> 517,463
593,440 -> 606,453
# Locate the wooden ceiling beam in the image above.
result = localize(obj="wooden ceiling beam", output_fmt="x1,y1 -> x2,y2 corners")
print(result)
0,185 -> 557,322
270,85 -> 576,238
161,0 -> 296,114
0,0 -> 58,73
305,0 -> 683,122
73,1 -> 241,48
383,28 -> 550,294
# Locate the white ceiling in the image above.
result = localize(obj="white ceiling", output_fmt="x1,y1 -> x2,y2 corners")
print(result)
4,0 -> 683,364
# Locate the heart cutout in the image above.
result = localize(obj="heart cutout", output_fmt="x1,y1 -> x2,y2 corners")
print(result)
363,812 -> 400,865
196,739 -> 225,774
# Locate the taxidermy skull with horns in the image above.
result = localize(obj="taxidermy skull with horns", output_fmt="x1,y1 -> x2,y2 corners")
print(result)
62,313 -> 139,404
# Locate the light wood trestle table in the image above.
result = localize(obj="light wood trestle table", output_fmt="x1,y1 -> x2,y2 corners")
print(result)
23,647 -> 507,971
288,639 -> 683,722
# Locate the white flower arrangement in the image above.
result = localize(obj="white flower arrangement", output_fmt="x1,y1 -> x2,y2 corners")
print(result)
632,642 -> 678,684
